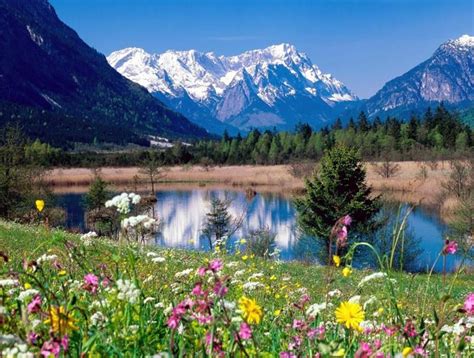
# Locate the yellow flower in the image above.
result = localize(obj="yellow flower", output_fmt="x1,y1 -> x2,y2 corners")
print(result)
44,306 -> 78,335
238,296 -> 263,324
35,200 -> 45,212
333,255 -> 341,267
275,293 -> 281,299
274,309 -> 281,316
402,347 -> 413,357
270,275 -> 276,281
240,239 -> 247,244
242,255 -> 249,261
24,282 -> 32,289
335,301 -> 365,330
58,270 -> 67,276
333,348 -> 345,356
342,267 -> 352,277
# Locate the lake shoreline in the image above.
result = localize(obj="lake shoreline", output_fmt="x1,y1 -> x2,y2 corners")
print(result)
45,161 -> 456,212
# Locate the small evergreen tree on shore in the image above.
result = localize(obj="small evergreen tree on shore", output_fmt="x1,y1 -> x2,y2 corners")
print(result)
295,146 -> 381,254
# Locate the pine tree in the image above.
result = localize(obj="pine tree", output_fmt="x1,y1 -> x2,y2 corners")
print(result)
202,198 -> 232,250
294,146 -> 381,256
357,111 -> 370,132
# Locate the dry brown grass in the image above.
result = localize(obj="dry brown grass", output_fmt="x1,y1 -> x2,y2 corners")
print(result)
45,161 -> 454,206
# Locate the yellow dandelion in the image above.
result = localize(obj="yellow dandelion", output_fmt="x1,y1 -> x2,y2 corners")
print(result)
35,200 -> 45,213
335,301 -> 365,330
333,348 -> 345,357
402,347 -> 413,357
333,255 -> 341,267
342,267 -> 352,277
238,296 -> 263,324
242,255 -> 249,261
24,282 -> 32,289
44,306 -> 78,335
274,309 -> 281,316
58,270 -> 67,276
240,239 -> 247,244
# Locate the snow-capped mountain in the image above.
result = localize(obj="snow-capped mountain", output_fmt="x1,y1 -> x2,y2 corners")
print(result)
108,44 -> 357,133
366,34 -> 474,116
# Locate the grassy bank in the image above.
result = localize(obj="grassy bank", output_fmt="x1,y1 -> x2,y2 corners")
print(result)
45,161 -> 454,206
1,221 -> 473,356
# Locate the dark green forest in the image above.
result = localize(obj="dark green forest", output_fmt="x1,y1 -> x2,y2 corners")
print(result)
7,105 -> 474,168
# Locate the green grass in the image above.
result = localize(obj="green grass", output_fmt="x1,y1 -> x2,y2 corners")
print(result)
1,221 -> 473,356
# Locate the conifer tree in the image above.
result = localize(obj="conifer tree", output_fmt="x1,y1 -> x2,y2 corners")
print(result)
294,146 -> 381,255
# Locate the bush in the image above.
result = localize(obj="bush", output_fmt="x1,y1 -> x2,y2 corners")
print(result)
243,228 -> 277,259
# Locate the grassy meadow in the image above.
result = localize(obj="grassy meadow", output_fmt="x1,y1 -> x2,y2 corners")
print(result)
1,221 -> 473,356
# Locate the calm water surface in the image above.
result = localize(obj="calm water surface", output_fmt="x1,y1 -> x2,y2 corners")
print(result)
56,188 -> 467,273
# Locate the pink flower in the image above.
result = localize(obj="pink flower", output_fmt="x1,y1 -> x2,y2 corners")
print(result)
292,319 -> 304,329
209,259 -> 223,272
308,325 -> 325,339
41,340 -> 61,357
337,226 -> 348,244
404,320 -> 417,338
213,281 -> 228,297
197,267 -> 207,276
464,293 -> 474,315
101,277 -> 111,287
167,314 -> 180,329
342,215 -> 352,226
374,339 -> 382,350
27,294 -> 42,314
28,332 -> 39,344
83,273 -> 99,294
238,322 -> 252,340
414,346 -> 427,356
61,335 -> 69,352
443,240 -> 458,255
192,283 -> 205,296
280,352 -> 297,358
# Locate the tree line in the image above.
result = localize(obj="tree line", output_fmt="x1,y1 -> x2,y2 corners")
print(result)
2,104 -> 473,168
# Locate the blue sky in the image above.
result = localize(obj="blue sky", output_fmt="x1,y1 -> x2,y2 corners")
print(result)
51,0 -> 473,98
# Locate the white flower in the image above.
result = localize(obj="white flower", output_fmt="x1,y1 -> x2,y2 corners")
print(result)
17,289 -> 39,302
151,257 -> 166,263
222,300 -> 236,311
106,193 -> 141,214
177,323 -> 185,335
349,295 -> 361,304
80,231 -> 98,246
143,275 -> 155,284
0,279 -> 18,287
306,302 -> 327,317
226,261 -> 239,268
175,269 -> 194,278
234,270 -> 246,277
122,215 -> 157,230
30,319 -> 41,329
363,296 -> 377,310
36,254 -> 57,265
327,289 -> 342,297
242,282 -> 264,291
90,311 -> 107,326
2,343 -> 34,358
360,320 -> 375,331
248,272 -> 264,280
144,297 -> 156,304
0,306 -> 6,314
116,279 -> 140,304
358,272 -> 387,287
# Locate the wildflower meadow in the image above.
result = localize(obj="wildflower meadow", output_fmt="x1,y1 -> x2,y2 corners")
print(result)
0,193 -> 473,357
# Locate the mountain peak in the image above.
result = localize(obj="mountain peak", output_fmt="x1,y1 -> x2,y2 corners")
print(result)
453,34 -> 474,47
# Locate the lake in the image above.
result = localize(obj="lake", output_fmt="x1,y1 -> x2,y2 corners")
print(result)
56,188 -> 467,273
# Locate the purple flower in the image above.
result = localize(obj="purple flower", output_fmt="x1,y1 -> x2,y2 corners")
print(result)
83,273 -> 99,294
238,322 -> 252,340
28,332 -> 39,344
197,267 -> 207,276
167,314 -> 180,329
342,215 -> 352,226
27,294 -> 42,314
280,352 -> 297,358
209,259 -> 223,272
213,281 -> 228,297
337,225 -> 348,245
464,293 -> 474,315
192,283 -> 205,296
443,240 -> 458,255
41,340 -> 61,357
